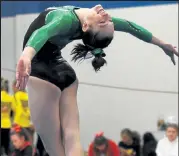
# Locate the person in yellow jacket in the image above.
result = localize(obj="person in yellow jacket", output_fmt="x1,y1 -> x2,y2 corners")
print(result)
12,80 -> 35,144
1,78 -> 15,155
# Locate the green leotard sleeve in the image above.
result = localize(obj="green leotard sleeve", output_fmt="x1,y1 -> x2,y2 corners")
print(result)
112,17 -> 152,42
25,10 -> 73,53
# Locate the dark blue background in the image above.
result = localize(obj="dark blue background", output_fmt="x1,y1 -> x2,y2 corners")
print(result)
1,1 -> 177,17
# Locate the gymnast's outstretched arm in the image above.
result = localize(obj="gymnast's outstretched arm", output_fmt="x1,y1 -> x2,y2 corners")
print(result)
112,17 -> 178,64
112,17 -> 152,42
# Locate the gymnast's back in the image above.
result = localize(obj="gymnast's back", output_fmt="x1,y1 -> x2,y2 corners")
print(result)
22,5 -> 83,63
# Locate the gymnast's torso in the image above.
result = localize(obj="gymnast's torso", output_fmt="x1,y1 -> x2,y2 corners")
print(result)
23,6 -> 83,90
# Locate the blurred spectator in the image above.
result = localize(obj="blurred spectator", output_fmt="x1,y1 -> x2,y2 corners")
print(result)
156,123 -> 178,156
118,128 -> 140,156
1,78 -> 15,155
12,80 -> 35,144
88,131 -> 120,156
10,124 -> 39,156
142,132 -> 157,156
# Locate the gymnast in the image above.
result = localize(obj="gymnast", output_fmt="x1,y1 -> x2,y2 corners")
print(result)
16,5 -> 178,156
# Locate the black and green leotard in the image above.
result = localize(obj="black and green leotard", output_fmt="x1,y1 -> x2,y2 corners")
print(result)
23,6 -> 152,90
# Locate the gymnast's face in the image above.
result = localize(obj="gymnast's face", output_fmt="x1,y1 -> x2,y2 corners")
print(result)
82,4 -> 114,39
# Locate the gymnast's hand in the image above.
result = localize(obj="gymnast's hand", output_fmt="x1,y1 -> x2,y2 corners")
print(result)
16,54 -> 31,90
151,36 -> 178,65
161,44 -> 178,65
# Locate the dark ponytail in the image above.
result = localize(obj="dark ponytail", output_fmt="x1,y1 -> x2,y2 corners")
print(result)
71,43 -> 89,62
71,30 -> 113,72
92,55 -> 107,72
71,43 -> 107,71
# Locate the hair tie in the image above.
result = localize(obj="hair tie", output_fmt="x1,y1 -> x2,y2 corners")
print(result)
86,44 -> 106,57
95,131 -> 104,138
92,48 -> 106,57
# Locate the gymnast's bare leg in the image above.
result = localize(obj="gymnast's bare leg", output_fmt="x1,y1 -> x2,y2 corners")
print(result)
59,79 -> 84,156
27,76 -> 65,156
